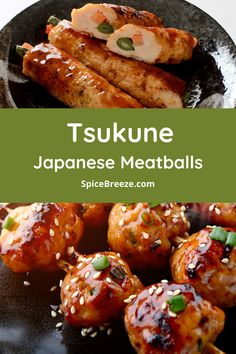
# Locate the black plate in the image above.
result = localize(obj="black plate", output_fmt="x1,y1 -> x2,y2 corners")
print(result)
0,0 -> 236,108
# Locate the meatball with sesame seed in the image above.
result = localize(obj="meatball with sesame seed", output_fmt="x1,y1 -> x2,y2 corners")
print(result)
60,251 -> 143,327
171,226 -> 236,308
0,203 -> 84,273
125,282 -> 225,354
108,203 -> 190,270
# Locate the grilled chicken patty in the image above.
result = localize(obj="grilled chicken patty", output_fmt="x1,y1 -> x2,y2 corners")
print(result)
22,43 -> 142,108
49,21 -> 185,108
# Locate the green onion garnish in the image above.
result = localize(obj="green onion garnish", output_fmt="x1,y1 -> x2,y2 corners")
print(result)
167,295 -> 186,313
226,232 -> 236,247
92,255 -> 110,271
47,15 -> 60,26
141,212 -> 154,225
210,227 -> 228,243
197,338 -> 203,352
16,45 -> 29,57
130,232 -> 137,244
117,38 -> 135,51
97,22 -> 114,34
2,216 -> 15,231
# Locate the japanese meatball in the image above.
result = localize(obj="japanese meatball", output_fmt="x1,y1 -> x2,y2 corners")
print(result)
108,203 -> 189,269
60,251 -> 143,327
0,203 -> 84,273
125,282 -> 225,354
171,226 -> 236,307
79,203 -> 113,228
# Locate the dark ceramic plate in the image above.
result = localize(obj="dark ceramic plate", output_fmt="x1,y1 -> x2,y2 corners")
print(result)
0,0 -> 236,108
0,204 -> 235,354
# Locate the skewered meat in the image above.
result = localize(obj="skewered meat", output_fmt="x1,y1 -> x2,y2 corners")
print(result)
125,281 -> 225,354
60,251 -> 143,327
108,203 -> 189,269
171,226 -> 236,307
0,203 -> 84,272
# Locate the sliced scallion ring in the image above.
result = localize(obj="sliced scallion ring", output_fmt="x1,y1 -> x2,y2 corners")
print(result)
2,216 -> 15,231
97,22 -> 114,34
92,255 -> 110,271
210,227 -> 227,243
117,38 -> 135,51
167,294 -> 186,313
226,232 -> 236,247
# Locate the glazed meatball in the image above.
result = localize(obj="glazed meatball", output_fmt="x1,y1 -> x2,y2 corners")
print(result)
0,203 -> 84,273
60,251 -> 143,327
125,282 -> 225,354
171,226 -> 236,307
108,203 -> 189,269
79,203 -> 113,228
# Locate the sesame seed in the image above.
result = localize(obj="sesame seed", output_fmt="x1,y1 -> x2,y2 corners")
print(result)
187,221 -> 191,228
67,246 -> 75,255
49,229 -> 54,237
173,289 -> 181,296
84,271 -> 90,279
72,290 -> 79,298
31,205 -> 37,212
178,243 -> 183,249
64,299 -> 68,306
77,262 -> 83,269
71,277 -> 79,284
162,302 -> 167,310
119,219 -> 125,227
81,330 -> 87,337
129,294 -> 137,300
152,285 -> 157,290
65,232 -> 70,239
54,218 -> 59,226
142,232 -> 150,240
184,232 -> 189,237
118,260 -> 125,266
161,279 -> 168,283
87,327 -> 93,334
164,209 -> 171,216
188,263 -> 196,270
58,309 -> 63,314
167,290 -> 174,296
221,258 -> 229,264
215,208 -> 221,215
23,213 -> 29,220
65,285 -> 70,291
71,306 -> 76,314
209,204 -> 215,211
121,206 -> 127,212
80,296 -> 85,305
59,280 -> 63,287
124,298 -> 132,304
199,243 -> 206,248
93,271 -> 101,279
148,288 -> 154,295
106,277 -> 112,284
180,211 -> 185,217
91,332 -> 98,338
51,310 -> 57,318
117,253 -> 121,258
176,237 -> 186,244
180,206 -> 186,211
56,253 -> 61,260
170,203 -> 173,208
156,287 -> 163,295
23,281 -> 30,286
107,328 -> 112,336
169,311 -> 177,318
50,285 -> 57,292
155,239 -> 162,245
172,218 -> 178,223
56,322 -> 63,328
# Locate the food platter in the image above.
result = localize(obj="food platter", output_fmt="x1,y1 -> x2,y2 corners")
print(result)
0,202 -> 236,354
0,0 -> 236,108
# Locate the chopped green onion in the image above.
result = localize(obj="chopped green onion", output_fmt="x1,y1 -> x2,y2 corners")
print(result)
130,232 -> 137,244
47,15 -> 60,26
97,22 -> 114,34
197,338 -> 203,352
141,212 -> 154,225
92,255 -> 110,271
110,266 -> 126,280
226,232 -> 236,247
16,45 -> 29,57
117,38 -> 135,51
2,216 -> 15,231
210,227 -> 227,243
167,295 -> 186,313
